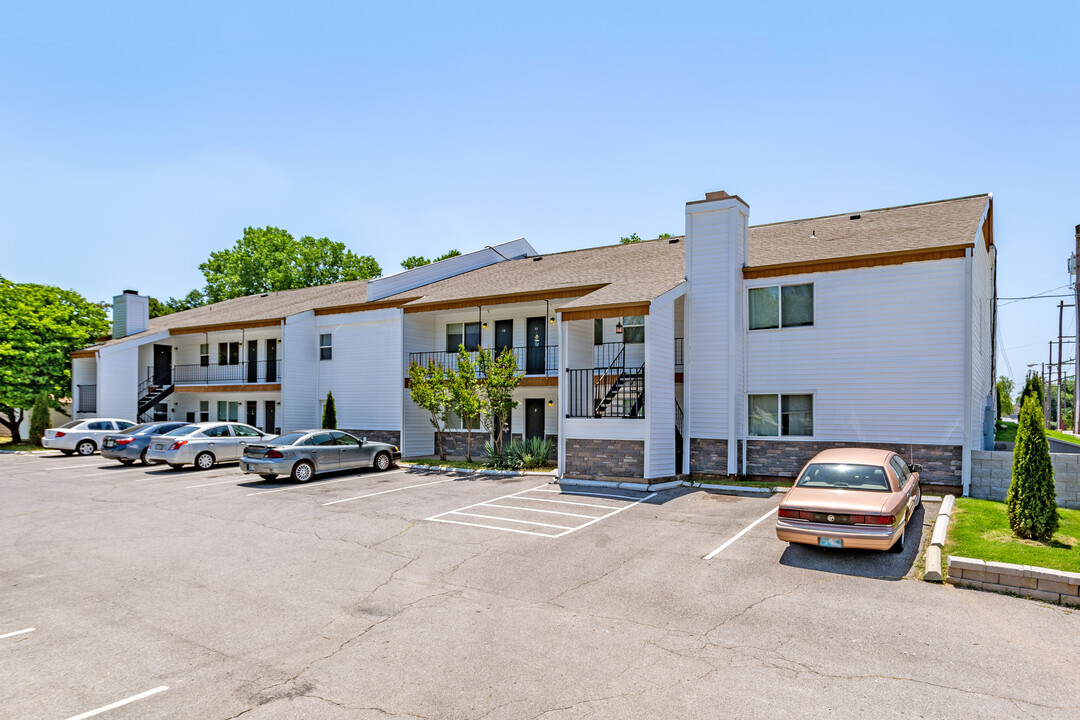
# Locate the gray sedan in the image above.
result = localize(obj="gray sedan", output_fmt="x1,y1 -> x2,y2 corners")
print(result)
240,430 -> 401,482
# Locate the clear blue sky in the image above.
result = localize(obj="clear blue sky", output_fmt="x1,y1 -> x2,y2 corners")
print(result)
1,1 -> 1077,388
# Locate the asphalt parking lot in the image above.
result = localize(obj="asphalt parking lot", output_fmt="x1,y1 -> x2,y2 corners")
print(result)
2,453 -> 1079,719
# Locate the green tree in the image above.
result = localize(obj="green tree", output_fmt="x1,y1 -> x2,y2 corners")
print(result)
400,249 -> 462,270
619,233 -> 642,244
199,226 -> 381,303
476,348 -> 523,448
408,361 -> 453,460
657,233 -> 674,239
449,348 -> 482,462
29,392 -> 50,446
1006,395 -> 1059,541
322,391 -> 337,429
996,376 -> 1015,419
1017,371 -> 1044,414
0,278 -> 109,443
148,290 -> 207,318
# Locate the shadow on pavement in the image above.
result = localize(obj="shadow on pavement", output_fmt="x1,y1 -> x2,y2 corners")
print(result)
777,504 -> 928,580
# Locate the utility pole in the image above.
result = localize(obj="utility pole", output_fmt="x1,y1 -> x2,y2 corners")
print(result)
1058,301 -> 1064,430
1045,352 -> 1051,426
1075,224 -> 1080,434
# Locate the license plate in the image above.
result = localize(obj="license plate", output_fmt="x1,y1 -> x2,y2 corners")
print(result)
818,537 -> 843,548
153,444 -> 163,450
104,441 -> 113,448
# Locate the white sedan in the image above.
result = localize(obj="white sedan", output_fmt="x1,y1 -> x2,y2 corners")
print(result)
43,418 -> 137,456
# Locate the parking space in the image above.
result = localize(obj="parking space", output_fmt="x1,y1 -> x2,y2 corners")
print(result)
3,453 -> 1080,719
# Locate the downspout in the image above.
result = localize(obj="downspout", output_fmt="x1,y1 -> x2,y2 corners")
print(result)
962,247 -> 973,497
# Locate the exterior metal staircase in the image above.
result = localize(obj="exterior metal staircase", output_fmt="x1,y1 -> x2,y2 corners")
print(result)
138,370 -> 174,422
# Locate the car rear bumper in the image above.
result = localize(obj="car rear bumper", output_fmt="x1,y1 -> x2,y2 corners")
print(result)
240,457 -> 293,476
146,447 -> 190,465
775,519 -> 902,551
42,437 -> 75,450
101,445 -> 142,461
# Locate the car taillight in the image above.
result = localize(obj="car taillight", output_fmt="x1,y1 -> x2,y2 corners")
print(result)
778,508 -> 803,519
55,431 -> 66,438
265,449 -> 283,458
116,437 -> 134,445
169,440 -> 188,451
864,514 -> 895,525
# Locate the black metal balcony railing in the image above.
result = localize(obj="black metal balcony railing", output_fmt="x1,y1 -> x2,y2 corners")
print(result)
77,385 -> 97,414
409,346 -> 559,376
146,360 -> 282,386
565,366 -> 645,419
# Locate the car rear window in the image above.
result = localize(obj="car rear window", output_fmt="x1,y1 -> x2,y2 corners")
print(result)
163,425 -> 199,437
59,420 -> 83,429
266,432 -> 306,446
796,463 -> 891,492
127,424 -> 154,435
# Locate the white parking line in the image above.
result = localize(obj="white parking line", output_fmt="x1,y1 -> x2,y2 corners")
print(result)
321,477 -> 455,505
551,489 -> 655,502
247,469 -> 405,496
185,477 -> 247,489
428,486 -> 657,537
63,686 -> 168,720
703,506 -> 779,560
0,627 -> 35,639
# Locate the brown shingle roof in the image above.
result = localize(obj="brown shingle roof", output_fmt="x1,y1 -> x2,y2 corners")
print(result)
747,194 -> 989,267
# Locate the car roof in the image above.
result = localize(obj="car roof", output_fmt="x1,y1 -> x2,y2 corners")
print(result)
808,447 -> 895,465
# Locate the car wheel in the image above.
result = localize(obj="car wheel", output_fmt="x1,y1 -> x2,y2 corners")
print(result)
260,474 -> 278,482
140,448 -> 149,465
374,452 -> 392,471
888,526 -> 905,554
76,440 -> 96,456
194,452 -> 215,470
118,458 -> 135,466
291,460 -> 314,483
915,487 -> 923,510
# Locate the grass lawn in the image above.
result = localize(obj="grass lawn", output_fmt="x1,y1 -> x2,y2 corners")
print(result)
945,497 -> 1080,573
995,420 -> 1080,446
0,437 -> 45,453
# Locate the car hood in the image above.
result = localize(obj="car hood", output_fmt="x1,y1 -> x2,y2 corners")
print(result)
782,486 -> 891,514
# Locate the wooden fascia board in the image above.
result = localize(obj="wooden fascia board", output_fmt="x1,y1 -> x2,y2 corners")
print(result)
404,376 -> 557,388
168,319 -> 283,335
71,349 -> 98,359
401,285 -> 606,314
173,384 -> 281,393
558,303 -> 651,322
742,244 -> 973,280
313,298 -> 417,316
983,197 -> 994,251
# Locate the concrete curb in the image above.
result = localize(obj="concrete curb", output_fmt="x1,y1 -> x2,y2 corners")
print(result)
401,463 -> 556,477
680,480 -> 786,495
923,493 -> 956,583
559,477 -> 680,492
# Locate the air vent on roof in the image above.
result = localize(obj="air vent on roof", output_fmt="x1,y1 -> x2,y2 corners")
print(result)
668,237 -> 680,244
533,256 -> 543,261
850,214 -> 861,220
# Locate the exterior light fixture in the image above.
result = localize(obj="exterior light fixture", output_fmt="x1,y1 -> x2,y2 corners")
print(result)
615,321 -> 623,334
549,317 -> 555,324
482,322 -> 488,329
548,400 -> 553,407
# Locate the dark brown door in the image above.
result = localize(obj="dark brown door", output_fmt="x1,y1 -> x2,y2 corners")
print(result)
266,339 -> 278,382
526,317 -> 545,374
246,401 -> 257,427
495,320 -> 513,357
247,340 -> 258,382
525,399 -> 544,442
265,401 -> 276,435
153,344 -> 171,386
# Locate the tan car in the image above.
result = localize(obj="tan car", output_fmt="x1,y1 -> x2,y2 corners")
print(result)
775,448 -> 922,553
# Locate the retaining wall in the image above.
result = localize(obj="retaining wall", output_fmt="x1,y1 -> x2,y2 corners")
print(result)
947,556 -> 1080,606
970,450 -> 1080,510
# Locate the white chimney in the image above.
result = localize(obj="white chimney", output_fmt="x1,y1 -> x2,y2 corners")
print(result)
112,290 -> 150,339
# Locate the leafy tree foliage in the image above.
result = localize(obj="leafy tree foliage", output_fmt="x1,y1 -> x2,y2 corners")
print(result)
322,391 -> 337,430
0,278 -> 109,443
1017,371 -> 1044,415
657,233 -> 673,239
199,226 -> 381,303
148,290 -> 207,318
449,348 -> 482,462
400,249 -> 462,270
619,233 -> 642,244
408,361 -> 453,460
1007,395 -> 1059,541
996,375 -> 1015,419
29,392 -> 50,446
476,348 -> 523,448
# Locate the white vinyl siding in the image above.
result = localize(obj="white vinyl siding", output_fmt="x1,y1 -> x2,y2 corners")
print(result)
317,312 -> 402,432
96,344 -> 139,421
645,295 -> 676,478
746,258 -> 967,445
282,312 -> 318,431
403,313 -> 436,456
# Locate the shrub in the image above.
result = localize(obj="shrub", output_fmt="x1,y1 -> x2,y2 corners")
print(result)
28,392 -> 50,446
1006,394 -> 1059,541
484,440 -> 513,470
322,391 -> 337,429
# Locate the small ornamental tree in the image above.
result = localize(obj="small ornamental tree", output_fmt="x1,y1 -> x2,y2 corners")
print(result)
29,392 -> 50,446
996,376 -> 1014,420
1006,394 -> 1059,541
409,360 -> 452,460
477,348 -> 523,448
321,391 -> 337,429
449,348 -> 482,462
1017,371 -> 1044,417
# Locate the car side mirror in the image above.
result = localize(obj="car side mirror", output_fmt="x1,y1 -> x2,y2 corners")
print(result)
362,437 -> 368,444
910,464 -> 921,473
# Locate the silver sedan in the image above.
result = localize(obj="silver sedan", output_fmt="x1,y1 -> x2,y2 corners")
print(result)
240,430 -> 401,482
145,422 -> 269,469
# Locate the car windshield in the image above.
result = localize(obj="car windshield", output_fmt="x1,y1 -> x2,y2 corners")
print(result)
163,425 -> 200,437
265,432 -> 306,446
796,463 -> 891,492
59,420 -> 83,429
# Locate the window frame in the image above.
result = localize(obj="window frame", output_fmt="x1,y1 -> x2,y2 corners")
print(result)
746,392 -> 815,439
199,343 -> 209,367
319,333 -> 333,361
594,318 -> 604,345
218,342 -> 240,365
621,315 -> 645,344
747,282 -> 815,331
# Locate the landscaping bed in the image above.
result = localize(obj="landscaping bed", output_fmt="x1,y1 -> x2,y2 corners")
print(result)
403,458 -> 556,472
687,474 -> 794,489
944,497 -> 1080,574
995,420 -> 1080,447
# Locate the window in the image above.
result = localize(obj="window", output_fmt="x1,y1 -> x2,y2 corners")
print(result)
748,394 -> 813,437
88,421 -> 112,431
622,316 -> 644,344
303,432 -> 335,446
319,333 -> 333,361
748,283 -> 814,330
217,401 -> 239,422
594,319 -> 604,345
218,342 -> 240,365
199,401 -> 209,423
331,431 -> 359,446
116,421 -> 135,430
230,424 -> 262,437
797,463 -> 890,492
199,344 -> 209,367
203,425 -> 231,438
446,322 -> 481,352
890,457 -> 911,488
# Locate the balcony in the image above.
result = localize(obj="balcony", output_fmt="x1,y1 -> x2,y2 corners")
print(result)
565,345 -> 645,419
409,346 -> 559,376
77,385 -> 97,414
146,360 -> 282,387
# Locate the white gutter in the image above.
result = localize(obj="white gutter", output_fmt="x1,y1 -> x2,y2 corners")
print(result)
962,247 -> 973,497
